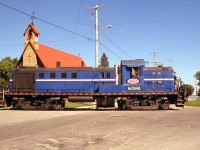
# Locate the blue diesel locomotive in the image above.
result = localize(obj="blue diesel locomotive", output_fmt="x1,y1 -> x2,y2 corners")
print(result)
5,59 -> 185,110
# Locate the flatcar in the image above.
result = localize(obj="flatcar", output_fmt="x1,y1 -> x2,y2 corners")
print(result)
5,59 -> 185,110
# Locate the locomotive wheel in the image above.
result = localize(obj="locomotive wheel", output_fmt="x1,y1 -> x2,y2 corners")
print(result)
5,97 -> 13,107
159,101 -> 169,110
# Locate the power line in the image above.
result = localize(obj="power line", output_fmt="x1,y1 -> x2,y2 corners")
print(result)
104,16 -> 200,26
0,2 -> 122,62
100,28 -> 132,59
41,37 -> 86,44
0,43 -> 23,46
99,41 -> 122,60
0,2 -> 93,41
74,0 -> 82,34
108,2 -> 200,17
25,0 -> 94,28
0,37 -> 86,47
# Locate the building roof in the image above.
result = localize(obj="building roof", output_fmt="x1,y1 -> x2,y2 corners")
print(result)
17,41 -> 87,68
23,22 -> 40,36
36,44 -> 87,68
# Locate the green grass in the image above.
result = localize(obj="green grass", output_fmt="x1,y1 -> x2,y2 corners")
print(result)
65,102 -> 93,109
185,98 -> 200,107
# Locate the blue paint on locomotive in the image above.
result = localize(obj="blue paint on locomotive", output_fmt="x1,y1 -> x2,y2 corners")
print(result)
9,59 -> 176,94
99,60 -> 175,93
143,68 -> 175,92
34,70 -> 116,93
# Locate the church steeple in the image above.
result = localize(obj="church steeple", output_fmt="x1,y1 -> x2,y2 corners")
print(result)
24,22 -> 40,50
21,23 -> 40,67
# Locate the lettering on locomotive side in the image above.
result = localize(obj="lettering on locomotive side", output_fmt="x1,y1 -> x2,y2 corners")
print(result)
128,87 -> 141,90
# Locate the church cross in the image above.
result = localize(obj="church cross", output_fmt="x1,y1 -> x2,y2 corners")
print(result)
30,12 -> 35,23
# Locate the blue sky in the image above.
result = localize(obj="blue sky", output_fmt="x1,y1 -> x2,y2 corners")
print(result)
0,0 -> 199,91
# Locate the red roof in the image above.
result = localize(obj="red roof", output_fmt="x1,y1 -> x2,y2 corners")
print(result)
36,44 -> 87,68
17,42 -> 87,68
17,23 -> 86,68
23,22 -> 40,36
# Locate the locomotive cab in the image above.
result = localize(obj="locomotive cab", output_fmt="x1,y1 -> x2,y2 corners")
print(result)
99,59 -> 145,93
116,60 -> 145,91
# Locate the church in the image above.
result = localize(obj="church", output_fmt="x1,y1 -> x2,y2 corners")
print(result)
16,22 -> 86,68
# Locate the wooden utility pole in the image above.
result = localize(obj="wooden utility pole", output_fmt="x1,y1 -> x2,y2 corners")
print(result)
151,51 -> 160,67
87,4 -> 105,68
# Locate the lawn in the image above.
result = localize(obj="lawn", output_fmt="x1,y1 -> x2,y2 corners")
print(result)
65,102 -> 93,109
185,98 -> 200,107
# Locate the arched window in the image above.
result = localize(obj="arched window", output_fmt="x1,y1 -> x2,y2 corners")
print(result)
29,29 -> 33,39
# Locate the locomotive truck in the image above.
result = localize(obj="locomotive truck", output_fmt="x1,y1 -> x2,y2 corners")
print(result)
5,59 -> 185,110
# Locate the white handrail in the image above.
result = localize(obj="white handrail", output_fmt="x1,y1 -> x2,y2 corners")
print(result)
3,89 -> 4,101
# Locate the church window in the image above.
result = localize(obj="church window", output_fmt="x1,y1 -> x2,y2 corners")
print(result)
29,29 -> 33,39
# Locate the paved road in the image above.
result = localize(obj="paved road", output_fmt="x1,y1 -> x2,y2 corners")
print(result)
0,106 -> 200,150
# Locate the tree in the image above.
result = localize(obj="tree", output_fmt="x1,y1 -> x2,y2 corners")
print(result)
197,89 -> 200,97
0,78 -> 8,91
181,84 -> 194,97
194,71 -> 200,86
0,57 -> 18,90
99,52 -> 109,67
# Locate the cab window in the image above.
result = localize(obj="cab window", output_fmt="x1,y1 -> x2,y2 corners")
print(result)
131,67 -> 141,77
106,72 -> 110,78
100,72 -> 104,78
